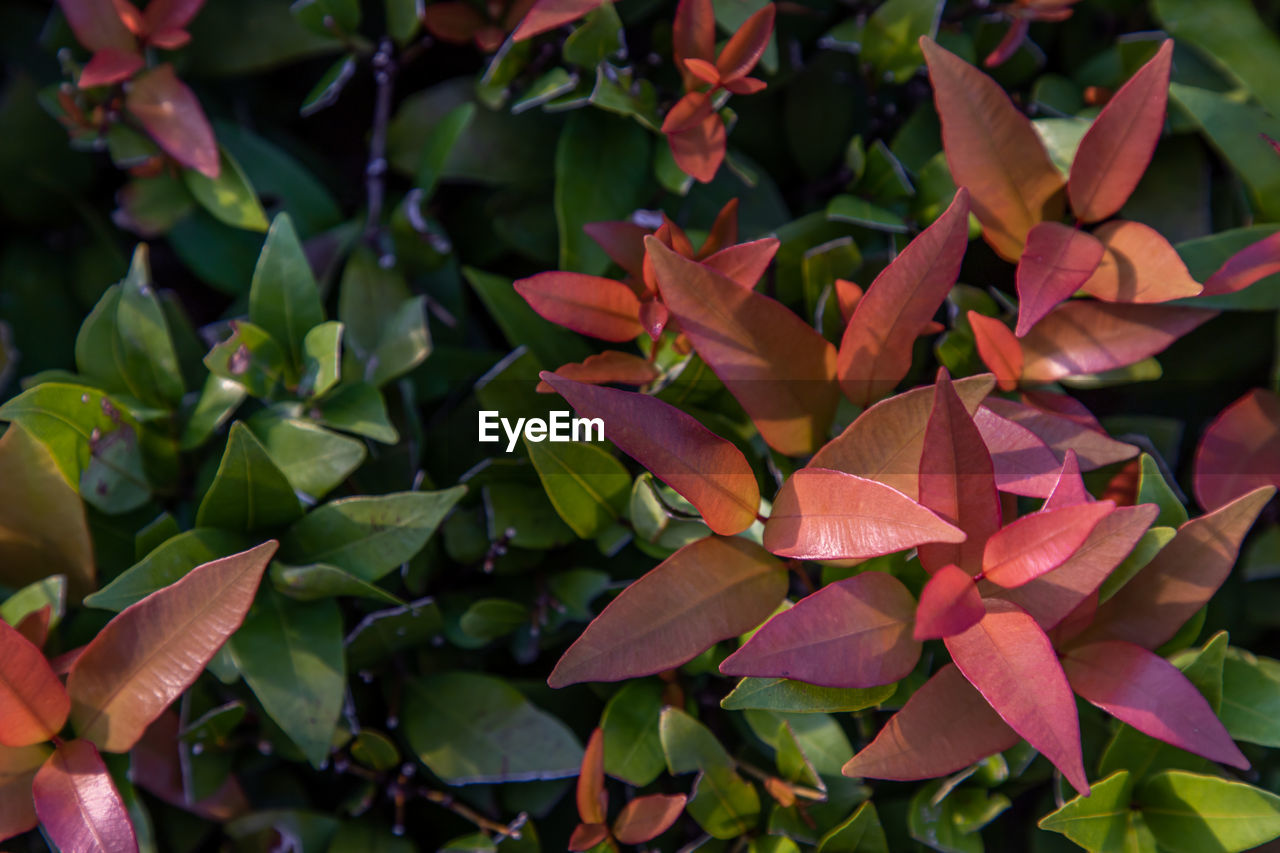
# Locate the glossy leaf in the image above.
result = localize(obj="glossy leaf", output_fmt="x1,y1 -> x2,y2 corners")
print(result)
1082,221 -> 1204,303
945,598 -> 1088,794
67,541 -> 277,753
914,564 -> 984,640
921,38 -> 1064,260
126,65 -> 219,179
601,681 -> 665,786
1038,770 -> 1139,852
527,439 -> 631,539
246,412 -> 365,500
982,396 -> 1138,470
648,237 -> 839,455
248,214 -> 325,369
541,373 -> 760,535
33,740 -> 138,853
720,571 -> 921,688
702,238 -> 781,289
817,801 -> 889,853
549,536 -> 786,687
271,563 -> 402,604
1044,450 -> 1091,510
837,190 -> 971,406
763,467 -> 965,560
982,501 -> 1114,588
195,422 -> 302,532
973,406 -> 1063,499
1221,648 -> 1280,747
968,312 -> 1022,391
0,618 -> 69,746
1014,222 -> 1106,336
1069,41 -> 1173,223
613,794 -> 687,844
673,0 -> 715,89
512,0 -> 605,40
1062,640 -> 1248,768
514,272 -> 644,342
1194,389 -> 1280,511
1137,770 -> 1280,853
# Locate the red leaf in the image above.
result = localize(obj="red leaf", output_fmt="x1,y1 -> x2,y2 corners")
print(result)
763,468 -> 966,560
513,272 -> 644,341
720,572 -> 921,688
540,373 -> 760,534
984,16 -> 1030,68
613,793 -> 688,844
968,312 -> 1023,391
1019,301 -> 1216,383
1202,230 -> 1280,297
842,664 -> 1019,781
662,91 -> 717,134
666,111 -> 726,183
648,236 -> 839,456
113,0 -> 145,34
141,0 -> 205,34
715,4 -> 775,82
577,728 -> 607,824
684,57 -> 722,86
1014,222 -> 1106,336
1080,221 -> 1204,303
1043,450 -> 1091,510
568,823 -> 610,851
973,406 -> 1063,499
982,396 -> 1137,470
583,221 -> 649,281
914,565 -> 984,640
56,0 -> 135,52
810,375 -> 994,501
0,619 -> 70,747
1193,389 -> 1280,511
1062,640 -> 1248,768
78,48 -> 144,88
673,0 -> 716,89
14,606 -> 52,651
945,599 -> 1088,795
511,0 -> 605,39
838,189 -> 971,406
701,238 -> 780,289
725,76 -> 766,95
835,279 -> 862,324
0,744 -> 49,842
1075,487 -> 1274,650
67,542 -> 277,753
982,501 -> 1115,588
548,537 -> 787,687
1068,41 -> 1173,223
125,65 -> 220,179
918,369 -> 1001,575
921,38 -> 1064,261
422,3 -> 488,41
536,351 -> 659,393
697,199 -> 740,259
33,740 -> 139,853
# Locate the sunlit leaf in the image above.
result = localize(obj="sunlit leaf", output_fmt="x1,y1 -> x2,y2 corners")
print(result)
0,618 -> 69,746
195,422 -> 302,532
33,740 -> 138,853
982,396 -> 1138,470
1081,221 -> 1204,303
0,743 -> 50,842
982,501 -> 1114,588
968,312 -> 1022,391
1193,389 -> 1280,511
1039,770 -> 1140,852
914,564 -> 984,640
513,272 -> 644,342
1137,770 -> 1280,853
1014,222 -> 1105,336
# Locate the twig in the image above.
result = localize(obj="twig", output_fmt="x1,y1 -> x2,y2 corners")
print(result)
364,37 -> 396,254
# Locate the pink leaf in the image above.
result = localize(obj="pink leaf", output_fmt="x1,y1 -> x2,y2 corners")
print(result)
974,404 -> 1063,499
701,238 -> 780,289
914,565 -> 985,640
57,0 -> 135,52
763,468 -> 966,561
1014,222 -> 1105,336
1080,221 -> 1204,303
1193,388 -> 1280,511
513,272 -> 644,341
981,501 -> 1115,588
583,221 -> 649,281
1202,230 -> 1280,297
968,312 -> 1023,391
33,740 -> 139,853
125,65 -> 220,178
1043,450 -> 1091,510
720,572 -> 921,688
1063,640 -> 1248,768
536,351 -> 659,393
78,48 -> 144,88
982,396 -> 1138,470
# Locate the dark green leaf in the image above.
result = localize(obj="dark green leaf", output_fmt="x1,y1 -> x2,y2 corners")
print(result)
601,680 -> 666,786
85,528 -> 249,612
249,213 -> 326,370
246,408 -> 366,499
195,422 -> 303,531
183,147 -> 270,232
526,439 -> 630,539
314,382 -> 400,444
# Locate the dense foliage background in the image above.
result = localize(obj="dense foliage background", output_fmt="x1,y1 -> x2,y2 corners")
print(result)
5,0 -> 1280,851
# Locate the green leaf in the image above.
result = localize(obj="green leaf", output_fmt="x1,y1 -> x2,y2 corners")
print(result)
562,1 -> 623,68
1153,0 -> 1280,118
484,482 -> 576,550
301,55 -> 357,117
230,586 -> 345,769
314,382 -> 400,444
270,562 -> 403,604
457,598 -> 529,642
686,763 -> 761,840
346,597 -> 444,669
827,196 -> 909,233
180,375 -> 247,451
908,780 -> 997,853
555,110 -> 651,276
349,730 -> 401,772
1220,647 -> 1280,747
1136,455 -> 1189,528
721,678 -> 895,713
281,488 -> 466,581
744,710 -> 852,777
291,0 -> 361,36
859,0 -> 944,83
204,320 -> 289,399
330,820 -> 416,853
403,672 -> 583,784
525,439 -> 630,539
249,213 -> 326,371
462,268 -> 592,371
1,576 -> 67,631
180,701 -> 247,744
339,248 -> 412,360
183,146 -> 269,232
85,528 -> 249,612
368,296 -> 431,387
386,0 -> 422,43
660,707 -> 735,775
1175,226 -> 1280,310
1039,771 -> 1142,853
246,408 -> 365,499
195,422 -> 303,532
819,801 -> 889,853
415,103 -> 476,200
1097,527 -> 1176,604
1137,770 -> 1280,853
601,680 -> 666,787
300,321 -> 343,399
216,121 -> 343,235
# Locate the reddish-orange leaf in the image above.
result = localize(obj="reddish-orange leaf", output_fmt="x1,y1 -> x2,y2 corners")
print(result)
0,744 -> 49,843
613,794 -> 687,844
536,351 -> 659,393
1069,41 -> 1173,223
1080,221 -> 1204,303
673,0 -> 716,89
125,65 -> 220,179
33,740 -> 138,853
131,712 -> 247,821
982,396 -> 1137,470
540,373 -> 760,534
684,57 -> 721,86
1063,640 -> 1248,768
113,0 -> 145,34
141,0 -> 205,33
1102,458 -> 1142,506
1014,222 -> 1105,336
985,16 -> 1030,68
982,501 -> 1115,588
1202,230 -> 1280,297
921,38 -> 1064,261
835,279 -> 862,323
945,599 -> 1088,795
662,91 -> 717,135
720,572 -> 922,688
0,619 -> 69,748
583,221 -> 649,281
1193,389 -> 1280,511
67,541 -> 277,754
666,111 -> 726,184
78,48 -> 144,88
514,272 -> 644,341
422,3 -> 488,42
57,0 -> 135,52
1075,487 -> 1274,651
811,375 -> 994,501
569,823 -> 611,851
548,537 -> 787,688
973,406 -> 1063,498
577,728 -> 607,823
14,606 -> 52,651
914,565 -> 984,640
648,237 -> 839,456
968,312 -> 1023,391
511,0 -> 605,39
1043,450 -> 1090,510
701,238 -> 780,289
918,369 -> 1001,575
698,199 -> 740,259
715,4 -> 775,81
842,664 -> 1019,781
1019,301 -> 1216,383
838,189 -> 971,406
763,468 -> 966,560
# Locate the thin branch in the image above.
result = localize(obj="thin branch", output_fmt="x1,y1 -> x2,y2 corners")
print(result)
364,37 -> 396,253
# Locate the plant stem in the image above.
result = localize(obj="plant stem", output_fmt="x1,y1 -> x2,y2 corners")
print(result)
364,37 -> 396,253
